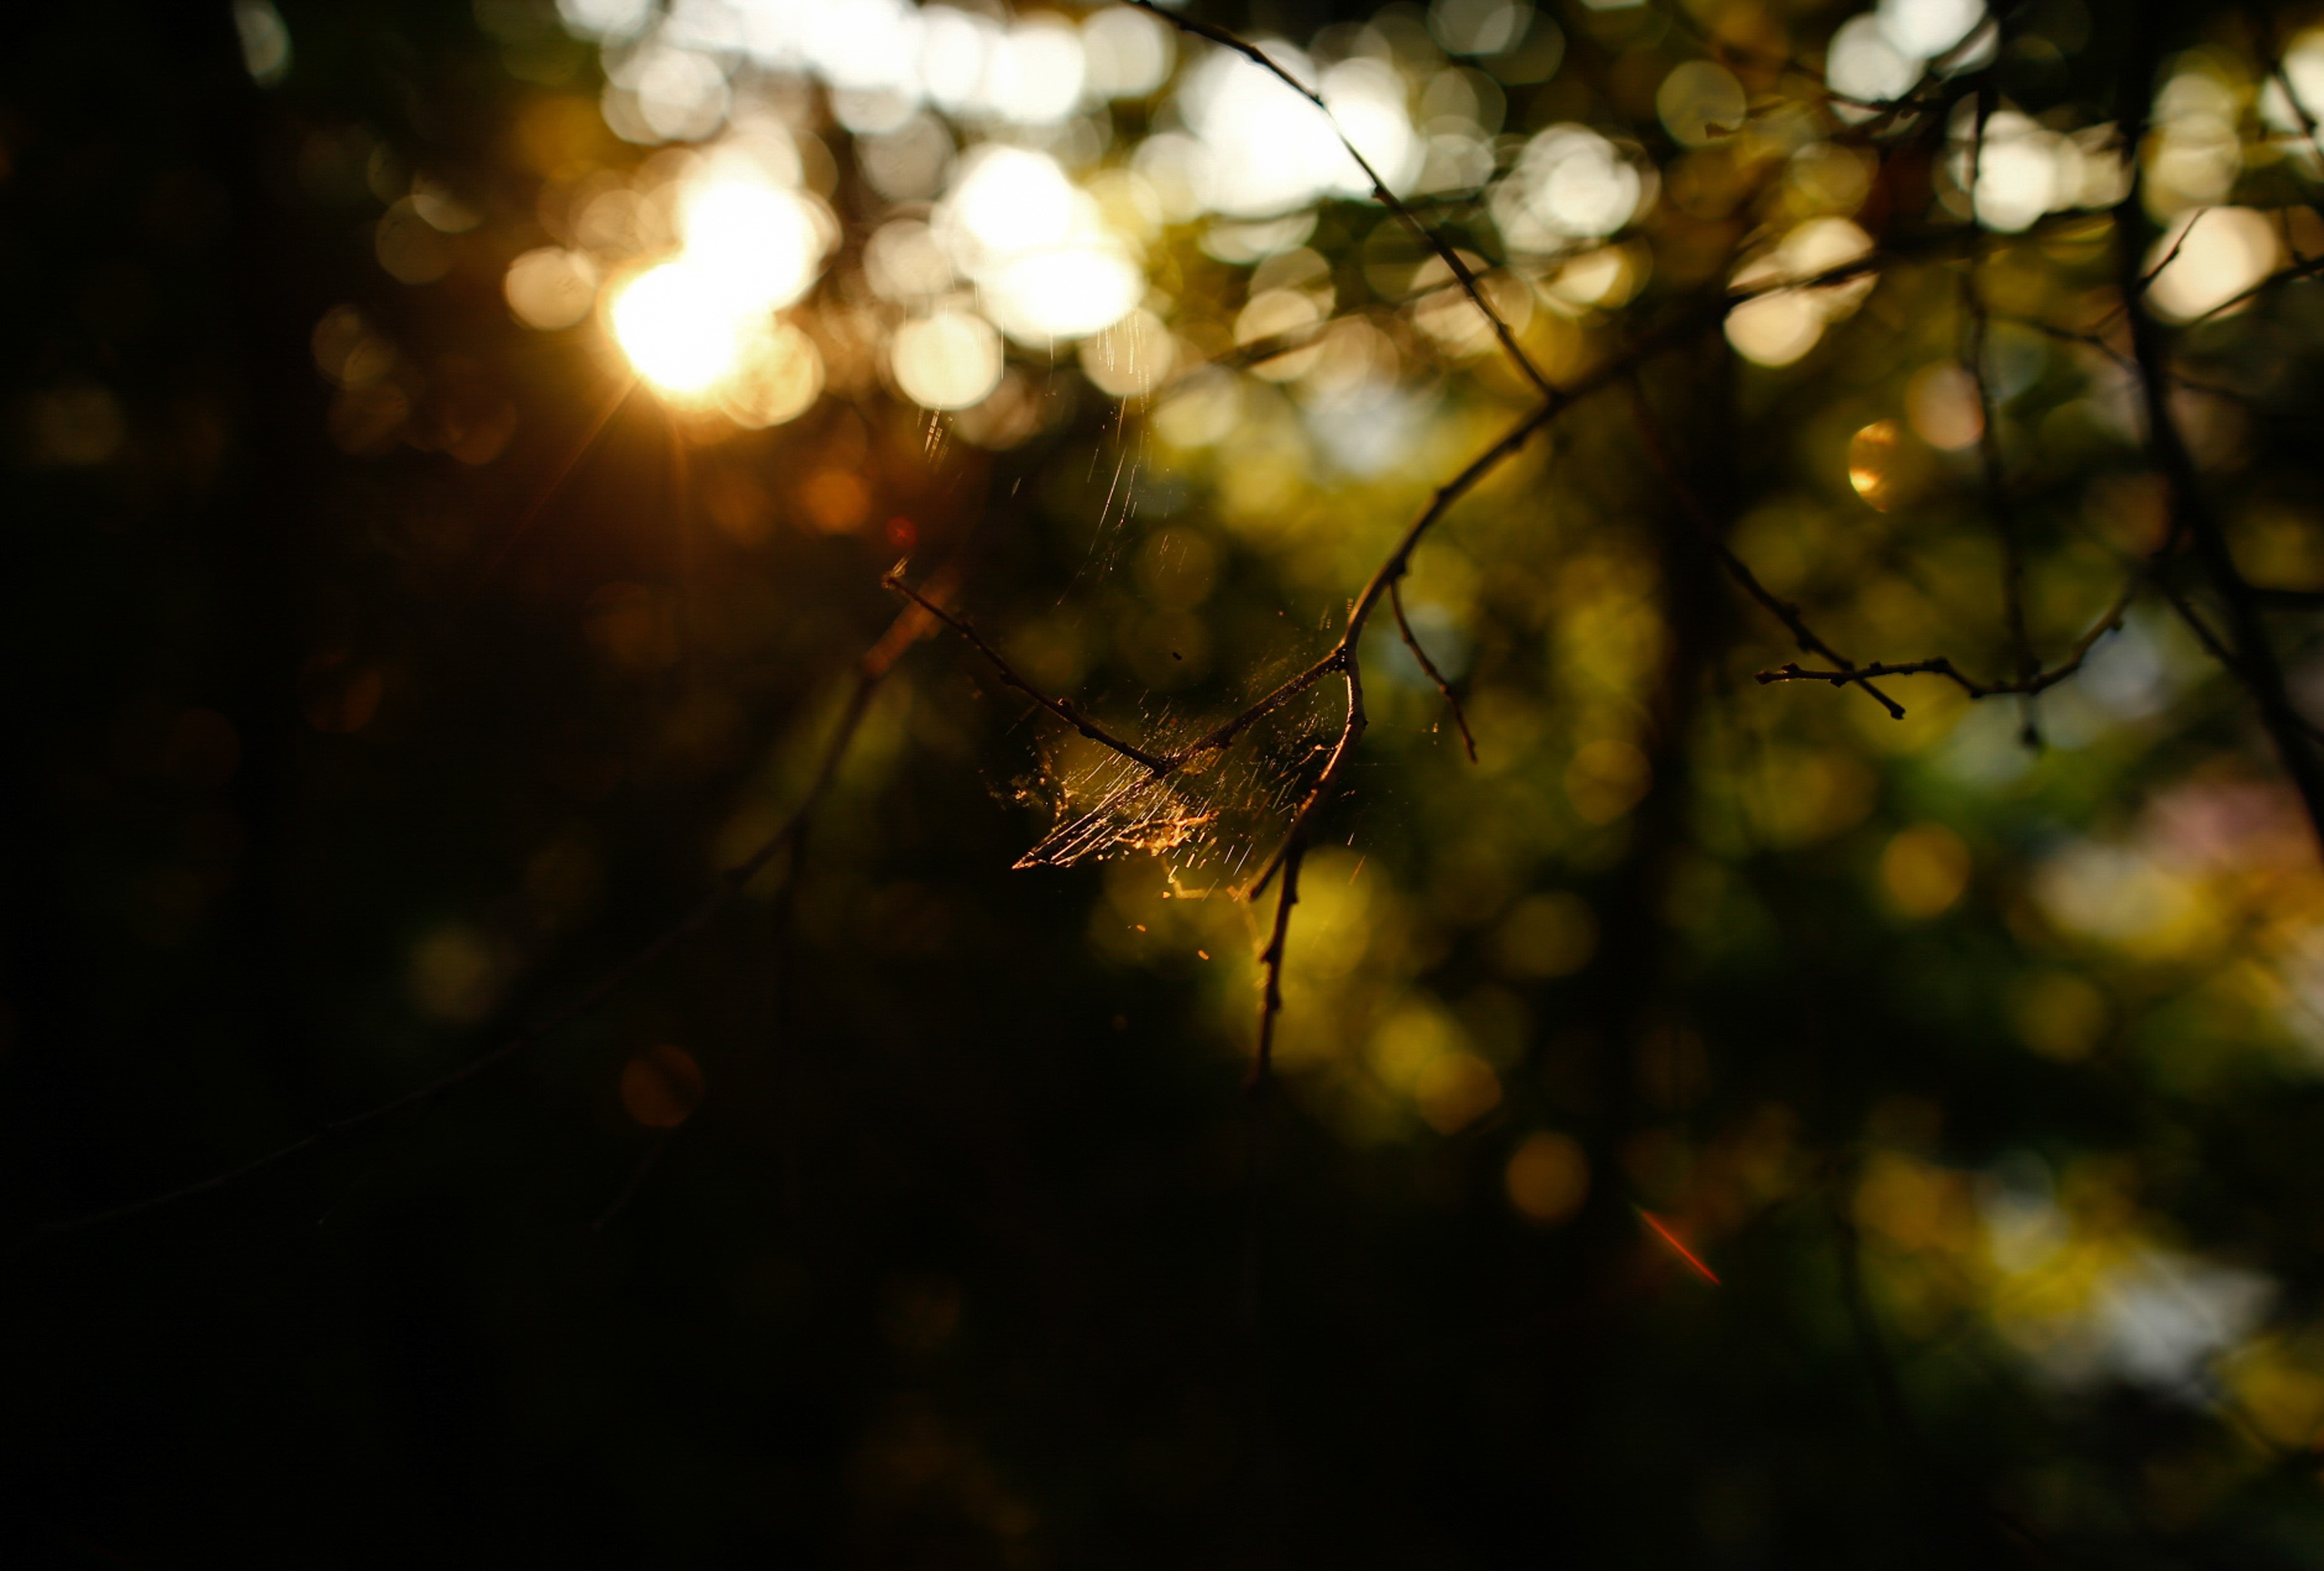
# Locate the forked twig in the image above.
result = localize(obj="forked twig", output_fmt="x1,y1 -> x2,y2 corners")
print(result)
2109,0 -> 2324,851
904,253 -> 1927,1072
1624,377 -> 1905,718
883,568 -> 1174,774
1754,578 -> 2135,700
1120,0 -> 1555,402
1389,580 -> 1477,761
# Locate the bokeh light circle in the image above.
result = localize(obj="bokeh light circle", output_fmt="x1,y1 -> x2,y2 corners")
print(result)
892,310 -> 1005,410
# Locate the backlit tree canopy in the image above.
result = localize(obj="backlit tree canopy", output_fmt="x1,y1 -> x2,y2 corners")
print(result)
17,0 -> 2324,1562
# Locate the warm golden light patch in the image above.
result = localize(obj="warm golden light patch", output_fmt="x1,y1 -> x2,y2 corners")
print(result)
1565,738 -> 1651,824
2008,972 -> 2108,1062
1848,419 -> 1902,509
801,470 -> 870,534
2228,1341 -> 2324,1450
409,923 -> 499,1024
1506,1131 -> 1590,1225
1415,1052 -> 1501,1133
1492,891 -> 1598,979
1907,362 -> 1984,451
1880,823 -> 1972,918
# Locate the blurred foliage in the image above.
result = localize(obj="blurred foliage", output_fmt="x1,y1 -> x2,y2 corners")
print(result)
14,0 -> 2324,1564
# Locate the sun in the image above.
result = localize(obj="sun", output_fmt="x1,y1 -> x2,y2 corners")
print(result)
608,261 -> 749,397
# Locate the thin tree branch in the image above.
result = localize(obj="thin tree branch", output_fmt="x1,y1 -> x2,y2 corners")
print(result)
2112,0 -> 2324,855
1754,577 -> 2136,698
1389,580 -> 1476,761
1649,0 -> 1990,117
1248,654 -> 1366,900
2136,204 -> 2209,298
1961,84 -> 2040,741
1251,845 -> 1302,1085
2179,252 -> 2324,328
914,201 -> 1927,1072
1120,0 -> 1555,401
1624,376 -> 1907,718
883,568 -> 1175,774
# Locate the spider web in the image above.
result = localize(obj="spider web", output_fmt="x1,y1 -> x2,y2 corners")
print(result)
1009,662 -> 1344,882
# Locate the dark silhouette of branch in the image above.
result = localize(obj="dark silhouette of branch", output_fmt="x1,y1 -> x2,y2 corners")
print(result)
2128,205 -> 2212,304
1650,0 -> 1992,118
883,568 -> 1175,774
1120,0 -> 1554,401
2111,0 -> 2324,854
21,582 -> 950,1249
1251,846 -> 1302,1084
1754,578 -> 2136,698
903,231 -> 1939,1074
1996,312 -> 2266,410
1624,377 -> 1907,718
1389,580 -> 1476,761
1960,86 -> 2040,743
2180,251 -> 2324,328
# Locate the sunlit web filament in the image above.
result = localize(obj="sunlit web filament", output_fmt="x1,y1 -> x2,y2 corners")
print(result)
1636,1207 -> 1721,1285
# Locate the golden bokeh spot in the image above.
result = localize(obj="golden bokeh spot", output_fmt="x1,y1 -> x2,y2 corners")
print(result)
1854,1152 -> 1967,1253
1368,999 -> 1464,1092
2230,504 -> 2324,591
312,304 -> 396,387
801,468 -> 870,534
1847,419 -> 1901,509
375,198 -> 453,284
1415,1051 -> 1501,1134
1492,891 -> 1598,979
504,246 -> 600,330
1235,288 -> 1327,381
1565,738 -> 1652,824
1751,745 -> 1878,846
1880,822 -> 1973,918
2008,971 -> 2108,1062
409,923 -> 499,1024
1506,1131 -> 1591,1225
1907,362 -> 1984,451
621,1044 -> 704,1129
717,320 -> 824,429
2228,1342 -> 2324,1450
